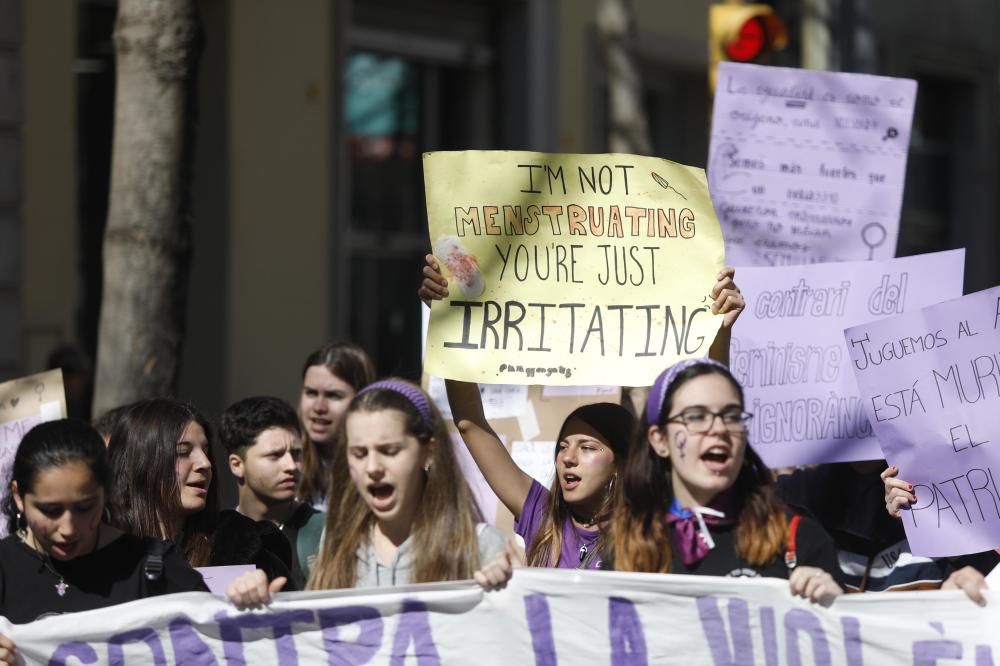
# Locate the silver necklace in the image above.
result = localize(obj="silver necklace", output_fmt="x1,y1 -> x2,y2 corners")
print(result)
18,529 -> 69,596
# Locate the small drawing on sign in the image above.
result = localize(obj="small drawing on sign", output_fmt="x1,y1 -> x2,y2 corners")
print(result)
709,143 -> 751,195
785,100 -> 807,108
35,384 -> 45,402
651,172 -> 687,200
10,398 -> 18,408
861,222 -> 887,260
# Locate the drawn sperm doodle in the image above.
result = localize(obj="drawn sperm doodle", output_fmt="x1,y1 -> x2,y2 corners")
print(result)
651,172 -> 687,200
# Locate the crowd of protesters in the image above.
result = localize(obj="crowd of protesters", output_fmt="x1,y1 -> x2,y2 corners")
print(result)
0,259 -> 994,663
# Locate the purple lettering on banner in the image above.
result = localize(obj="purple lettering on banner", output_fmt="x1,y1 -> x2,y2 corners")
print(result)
783,609 -> 831,666
107,627 -> 167,666
215,609 -> 315,666
695,596 -> 754,665
760,607 -> 778,666
609,597 -> 648,666
389,599 -> 440,666
316,605 -> 384,664
523,593 -> 557,666
48,642 -> 98,665
840,616 -> 863,666
976,645 -> 994,666
168,618 -> 219,665
912,639 -> 962,665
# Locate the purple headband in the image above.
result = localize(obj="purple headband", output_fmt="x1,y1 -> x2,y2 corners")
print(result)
645,358 -> 730,427
356,379 -> 434,432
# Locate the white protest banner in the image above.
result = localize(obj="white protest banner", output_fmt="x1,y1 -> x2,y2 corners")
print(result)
0,370 -> 67,537
4,569 -> 997,665
709,62 -> 917,266
730,250 -> 964,467
845,286 -> 1000,557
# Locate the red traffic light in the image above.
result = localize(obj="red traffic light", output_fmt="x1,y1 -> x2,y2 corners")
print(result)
723,14 -> 786,62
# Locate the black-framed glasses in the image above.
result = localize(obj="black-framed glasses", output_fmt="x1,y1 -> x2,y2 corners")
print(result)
666,407 -> 753,433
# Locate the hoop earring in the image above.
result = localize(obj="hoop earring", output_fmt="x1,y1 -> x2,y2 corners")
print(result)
607,475 -> 616,496
102,506 -> 112,524
16,511 -> 26,534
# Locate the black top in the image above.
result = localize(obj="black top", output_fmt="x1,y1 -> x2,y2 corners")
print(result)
778,464 -> 1000,591
669,515 -> 842,581
0,531 -> 207,624
209,510 -> 296,590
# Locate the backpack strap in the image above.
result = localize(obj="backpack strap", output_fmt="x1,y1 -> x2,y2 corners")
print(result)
784,515 -> 802,571
297,510 -> 326,582
143,538 -> 168,595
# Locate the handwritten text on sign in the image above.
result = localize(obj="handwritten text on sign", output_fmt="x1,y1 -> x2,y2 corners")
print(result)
4,571 -> 998,665
731,250 -> 964,468
846,286 -> 1000,557
423,151 -> 724,387
709,62 -> 917,266
0,369 -> 67,538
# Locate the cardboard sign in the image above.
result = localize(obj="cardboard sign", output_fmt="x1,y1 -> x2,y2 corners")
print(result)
846,286 -> 1000,556
0,369 -> 67,537
423,150 -> 725,386
709,62 -> 917,266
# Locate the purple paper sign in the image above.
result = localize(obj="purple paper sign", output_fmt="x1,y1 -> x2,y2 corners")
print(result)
709,62 -> 917,266
730,249 -> 964,468
195,565 -> 256,594
845,286 -> 1000,557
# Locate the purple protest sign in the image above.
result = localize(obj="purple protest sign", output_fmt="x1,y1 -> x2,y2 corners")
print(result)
709,62 -> 916,267
845,285 -> 1000,557
730,249 -> 964,468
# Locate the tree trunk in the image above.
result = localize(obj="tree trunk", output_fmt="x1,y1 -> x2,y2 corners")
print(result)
92,0 -> 200,416
596,0 -> 652,155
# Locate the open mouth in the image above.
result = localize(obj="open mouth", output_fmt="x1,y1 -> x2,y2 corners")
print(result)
367,483 -> 396,509
562,474 -> 581,491
700,446 -> 732,472
308,417 -> 332,429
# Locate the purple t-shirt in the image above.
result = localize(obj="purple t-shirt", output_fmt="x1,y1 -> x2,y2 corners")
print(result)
514,479 -> 602,569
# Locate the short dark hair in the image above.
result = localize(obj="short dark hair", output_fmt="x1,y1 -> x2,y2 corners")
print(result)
220,396 -> 301,458
5,419 -> 109,534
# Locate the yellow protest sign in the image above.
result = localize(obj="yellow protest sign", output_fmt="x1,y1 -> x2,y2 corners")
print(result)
423,151 -> 724,386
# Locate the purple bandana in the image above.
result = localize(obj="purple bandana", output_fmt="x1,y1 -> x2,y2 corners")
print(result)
666,495 -> 735,566
646,358 -> 730,427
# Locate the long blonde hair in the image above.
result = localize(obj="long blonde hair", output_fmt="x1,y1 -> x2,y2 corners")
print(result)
307,379 -> 483,589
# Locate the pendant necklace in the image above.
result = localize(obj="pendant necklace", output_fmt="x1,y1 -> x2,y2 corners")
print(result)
18,528 -> 69,596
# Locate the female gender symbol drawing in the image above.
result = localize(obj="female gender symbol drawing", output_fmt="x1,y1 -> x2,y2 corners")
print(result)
861,222 -> 887,260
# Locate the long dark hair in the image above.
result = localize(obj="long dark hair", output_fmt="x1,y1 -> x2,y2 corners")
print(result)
107,398 -> 218,566
526,402 -> 633,567
298,340 -> 376,505
610,363 -> 787,572
5,420 -> 109,534
308,379 -> 483,589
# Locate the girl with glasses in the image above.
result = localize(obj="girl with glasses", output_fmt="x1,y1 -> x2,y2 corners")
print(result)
609,359 -> 844,603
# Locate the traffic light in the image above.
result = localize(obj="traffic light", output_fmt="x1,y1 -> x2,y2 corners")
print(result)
709,3 -> 787,92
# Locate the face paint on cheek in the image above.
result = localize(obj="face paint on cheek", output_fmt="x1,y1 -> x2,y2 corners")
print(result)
674,431 -> 687,459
